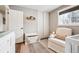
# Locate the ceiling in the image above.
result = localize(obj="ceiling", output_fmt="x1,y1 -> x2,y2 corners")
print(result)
18,5 -> 61,12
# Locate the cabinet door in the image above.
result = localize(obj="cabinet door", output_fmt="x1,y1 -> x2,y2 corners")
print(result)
9,9 -> 23,43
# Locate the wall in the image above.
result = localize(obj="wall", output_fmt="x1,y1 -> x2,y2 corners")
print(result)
9,6 -> 38,33
9,5 -> 49,38
49,5 -> 79,35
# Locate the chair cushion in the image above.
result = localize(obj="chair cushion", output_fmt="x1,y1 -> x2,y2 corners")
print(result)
55,27 -> 72,41
55,34 -> 66,41
56,28 -> 72,36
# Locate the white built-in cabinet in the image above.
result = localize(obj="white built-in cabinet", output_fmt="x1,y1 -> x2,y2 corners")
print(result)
37,12 -> 49,39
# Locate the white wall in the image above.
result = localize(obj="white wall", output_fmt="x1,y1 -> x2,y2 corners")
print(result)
9,5 -> 49,38
23,9 -> 38,33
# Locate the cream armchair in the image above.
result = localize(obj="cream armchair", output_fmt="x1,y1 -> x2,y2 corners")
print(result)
48,27 -> 72,53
